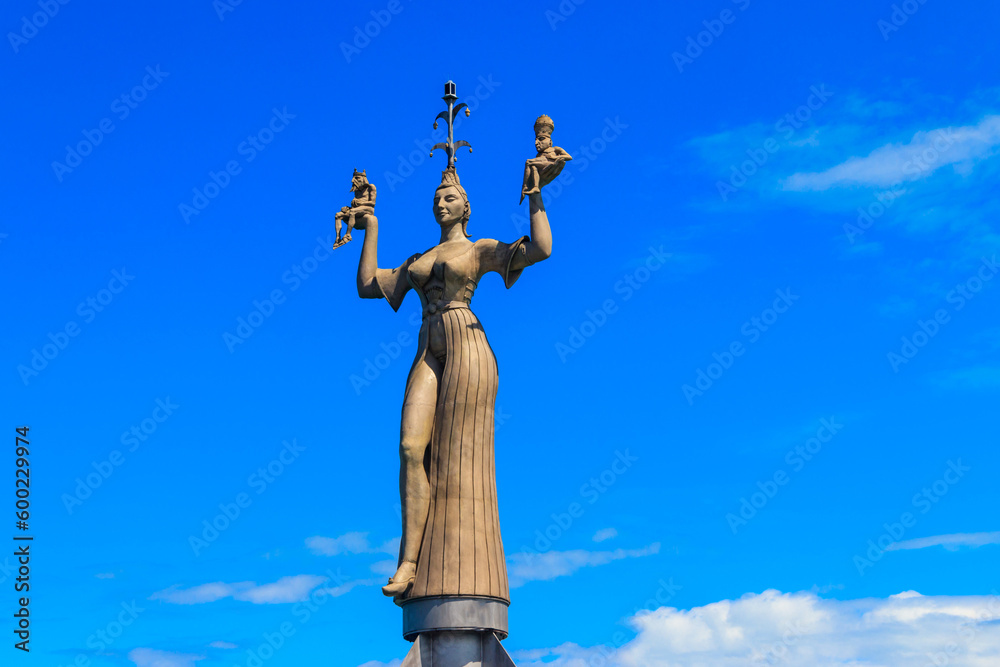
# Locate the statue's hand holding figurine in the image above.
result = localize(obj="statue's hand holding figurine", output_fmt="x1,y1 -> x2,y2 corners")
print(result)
520,114 -> 572,204
333,168 -> 377,249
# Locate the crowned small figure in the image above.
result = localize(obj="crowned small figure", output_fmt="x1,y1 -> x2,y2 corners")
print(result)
333,169 -> 377,249
520,114 -> 572,204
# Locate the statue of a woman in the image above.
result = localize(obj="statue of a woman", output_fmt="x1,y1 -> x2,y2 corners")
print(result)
355,166 -> 552,605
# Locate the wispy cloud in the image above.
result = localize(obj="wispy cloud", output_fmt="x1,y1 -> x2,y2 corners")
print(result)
592,528 -> 618,543
370,559 -> 397,576
208,641 -> 237,649
318,578 -> 378,597
306,532 -> 399,557
938,367 -> 1000,390
129,648 -> 205,667
886,531 -> 1000,552
507,543 -> 660,588
782,115 -> 1000,190
150,574 -> 328,605
514,589 -> 1000,667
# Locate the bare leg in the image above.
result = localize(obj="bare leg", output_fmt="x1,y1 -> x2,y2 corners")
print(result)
521,163 -> 540,203
344,214 -> 355,243
334,216 -> 343,246
383,353 -> 441,597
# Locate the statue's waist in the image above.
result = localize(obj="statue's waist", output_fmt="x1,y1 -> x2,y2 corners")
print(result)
422,299 -> 470,318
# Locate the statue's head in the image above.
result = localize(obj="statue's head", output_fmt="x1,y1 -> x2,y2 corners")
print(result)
533,114 -> 555,154
434,169 -> 471,237
351,169 -> 368,192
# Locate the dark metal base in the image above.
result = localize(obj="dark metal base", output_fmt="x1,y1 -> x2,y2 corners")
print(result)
400,596 -> 509,641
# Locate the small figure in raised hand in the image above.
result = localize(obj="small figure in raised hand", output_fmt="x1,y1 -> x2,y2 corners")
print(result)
520,114 -> 572,204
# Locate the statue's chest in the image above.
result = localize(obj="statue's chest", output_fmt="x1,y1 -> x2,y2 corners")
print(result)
408,243 -> 477,290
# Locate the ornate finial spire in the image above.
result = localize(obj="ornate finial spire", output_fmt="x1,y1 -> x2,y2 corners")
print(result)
430,80 -> 472,171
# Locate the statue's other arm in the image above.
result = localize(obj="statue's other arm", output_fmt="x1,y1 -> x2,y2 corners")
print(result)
512,192 -> 552,271
357,215 -> 382,299
357,215 -> 417,311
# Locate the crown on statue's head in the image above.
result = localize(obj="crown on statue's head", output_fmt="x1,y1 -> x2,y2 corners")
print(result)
534,114 -> 555,137
439,166 -> 462,187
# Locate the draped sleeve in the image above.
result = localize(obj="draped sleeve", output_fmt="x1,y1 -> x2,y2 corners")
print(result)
476,236 -> 531,289
374,253 -> 420,312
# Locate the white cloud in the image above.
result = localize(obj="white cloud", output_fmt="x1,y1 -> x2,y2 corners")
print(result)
592,528 -> 618,543
886,531 -> 1000,552
516,589 -> 1000,667
151,575 -> 327,605
940,367 -> 1000,390
357,661 -> 402,667
783,115 -> 1000,190
95,572 -> 115,579
319,578 -> 378,597
306,533 -> 399,557
507,543 -> 660,588
208,641 -> 237,649
129,648 -> 205,667
370,559 -> 398,576
234,575 -> 328,604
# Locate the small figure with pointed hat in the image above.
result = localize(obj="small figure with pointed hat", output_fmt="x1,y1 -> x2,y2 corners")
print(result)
520,114 -> 572,204
334,169 -> 377,249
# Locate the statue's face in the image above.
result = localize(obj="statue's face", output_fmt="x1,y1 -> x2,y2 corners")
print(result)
433,186 -> 465,225
535,135 -> 552,152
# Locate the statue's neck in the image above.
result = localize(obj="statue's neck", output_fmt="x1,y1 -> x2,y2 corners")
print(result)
439,222 -> 466,244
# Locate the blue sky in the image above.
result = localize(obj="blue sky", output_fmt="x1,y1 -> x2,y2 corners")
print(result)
3,0 -> 1000,665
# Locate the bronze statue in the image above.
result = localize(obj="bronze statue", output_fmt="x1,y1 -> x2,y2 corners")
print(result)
347,81 -> 564,665
334,169 -> 376,249
520,114 -> 572,204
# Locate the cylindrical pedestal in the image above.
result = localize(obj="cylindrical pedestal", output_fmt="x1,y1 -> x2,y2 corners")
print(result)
401,596 -> 508,641
400,596 -> 516,665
